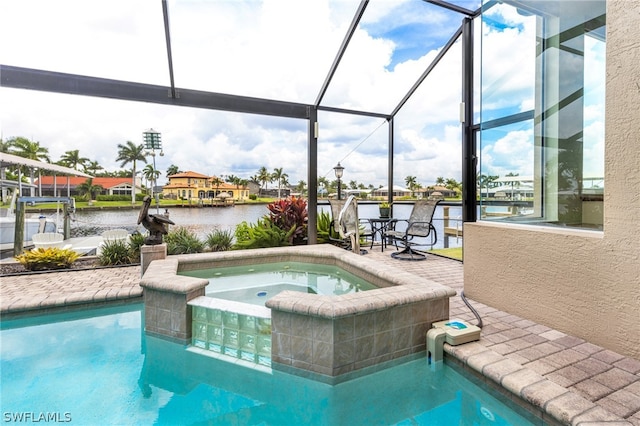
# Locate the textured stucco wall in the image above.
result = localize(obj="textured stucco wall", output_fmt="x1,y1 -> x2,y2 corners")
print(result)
464,0 -> 640,359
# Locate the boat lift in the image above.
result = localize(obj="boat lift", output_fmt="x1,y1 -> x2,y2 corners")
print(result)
12,196 -> 75,256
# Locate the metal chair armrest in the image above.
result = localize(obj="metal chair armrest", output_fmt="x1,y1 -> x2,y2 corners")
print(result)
406,220 -> 435,234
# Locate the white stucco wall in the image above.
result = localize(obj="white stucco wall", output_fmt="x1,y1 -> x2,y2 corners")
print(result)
464,0 -> 640,359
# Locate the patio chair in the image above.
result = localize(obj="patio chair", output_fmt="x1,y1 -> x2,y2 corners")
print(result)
32,232 -> 65,249
330,196 -> 372,254
385,199 -> 440,260
328,199 -> 347,247
101,228 -> 130,243
97,228 -> 130,255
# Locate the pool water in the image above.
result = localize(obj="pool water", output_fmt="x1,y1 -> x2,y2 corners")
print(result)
180,261 -> 379,304
1,304 -> 540,425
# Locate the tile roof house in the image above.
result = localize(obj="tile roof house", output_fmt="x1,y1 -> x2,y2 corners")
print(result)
35,176 -> 144,198
163,171 -> 249,202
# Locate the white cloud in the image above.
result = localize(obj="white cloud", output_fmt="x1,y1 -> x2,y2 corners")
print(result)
482,128 -> 534,177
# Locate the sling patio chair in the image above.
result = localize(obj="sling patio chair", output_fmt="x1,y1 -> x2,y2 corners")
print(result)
328,198 -> 347,248
329,196 -> 372,254
384,199 -> 440,261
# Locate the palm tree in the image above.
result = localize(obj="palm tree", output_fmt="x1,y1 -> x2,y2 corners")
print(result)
280,175 -> 290,195
445,178 -> 462,197
6,137 -> 50,162
116,140 -> 147,205
272,167 -> 288,199
295,180 -> 307,196
0,137 -> 11,153
210,176 -> 224,197
405,175 -> 418,197
435,176 -> 445,186
142,164 -> 161,195
317,176 -> 329,197
6,137 -> 50,193
257,166 -> 271,197
58,149 -> 89,171
166,164 -> 180,178
406,176 -> 423,198
478,174 -> 499,196
76,178 -> 104,201
83,160 -> 103,176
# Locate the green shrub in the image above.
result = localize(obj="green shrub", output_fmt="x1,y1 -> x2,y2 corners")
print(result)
165,226 -> 204,255
98,239 -> 134,266
96,195 -> 132,202
205,229 -> 234,252
248,194 -> 257,200
233,218 -> 294,249
316,210 -> 332,244
128,232 -> 145,261
15,248 -> 81,271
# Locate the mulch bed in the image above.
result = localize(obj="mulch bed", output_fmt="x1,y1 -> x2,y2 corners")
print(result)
0,258 -> 136,276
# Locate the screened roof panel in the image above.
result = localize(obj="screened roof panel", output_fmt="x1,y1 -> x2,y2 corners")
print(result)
320,0 -> 472,114
0,1 -> 168,85
168,0 -> 361,103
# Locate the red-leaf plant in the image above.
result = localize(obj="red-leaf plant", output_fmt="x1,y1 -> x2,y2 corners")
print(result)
267,196 -> 308,245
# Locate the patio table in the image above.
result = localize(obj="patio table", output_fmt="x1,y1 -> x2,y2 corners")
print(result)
367,217 -> 394,252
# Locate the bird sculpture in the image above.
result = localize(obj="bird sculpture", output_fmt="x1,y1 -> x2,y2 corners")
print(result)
137,195 -> 175,245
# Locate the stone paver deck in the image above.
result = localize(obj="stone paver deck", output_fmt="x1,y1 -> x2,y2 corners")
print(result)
1,247 -> 638,425
1,264 -> 141,315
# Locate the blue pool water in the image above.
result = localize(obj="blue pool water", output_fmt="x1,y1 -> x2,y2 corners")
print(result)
1,304 -> 539,425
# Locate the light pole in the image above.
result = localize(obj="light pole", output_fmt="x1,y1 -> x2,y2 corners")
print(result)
143,128 -> 164,214
333,162 -> 344,200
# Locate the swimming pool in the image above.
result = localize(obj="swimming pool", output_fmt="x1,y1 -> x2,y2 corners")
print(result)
180,261 -> 378,305
0,304 -> 541,425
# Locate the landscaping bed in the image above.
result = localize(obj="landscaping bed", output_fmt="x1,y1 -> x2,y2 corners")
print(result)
0,257 -> 132,276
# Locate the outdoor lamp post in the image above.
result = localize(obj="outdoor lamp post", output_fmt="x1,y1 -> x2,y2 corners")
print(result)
333,162 -> 344,200
143,128 -> 164,214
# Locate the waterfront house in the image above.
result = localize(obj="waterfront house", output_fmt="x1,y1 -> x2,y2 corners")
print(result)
162,171 -> 249,203
35,176 -> 144,198
370,185 -> 411,199
415,186 -> 458,199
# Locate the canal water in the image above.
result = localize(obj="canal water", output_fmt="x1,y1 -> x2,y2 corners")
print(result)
69,202 -> 462,249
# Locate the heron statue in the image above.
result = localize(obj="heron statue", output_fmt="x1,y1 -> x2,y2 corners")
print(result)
137,195 -> 175,245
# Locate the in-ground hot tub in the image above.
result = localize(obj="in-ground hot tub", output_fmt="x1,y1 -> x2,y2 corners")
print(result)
140,245 -> 456,380
182,261 -> 379,304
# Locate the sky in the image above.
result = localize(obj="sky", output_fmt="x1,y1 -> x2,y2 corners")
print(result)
0,0 -> 604,190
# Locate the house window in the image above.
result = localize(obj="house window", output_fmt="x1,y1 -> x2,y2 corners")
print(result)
479,0 -> 606,230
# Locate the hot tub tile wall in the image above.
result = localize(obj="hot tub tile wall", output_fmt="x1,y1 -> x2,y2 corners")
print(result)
270,296 -> 450,377
144,287 -> 204,342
